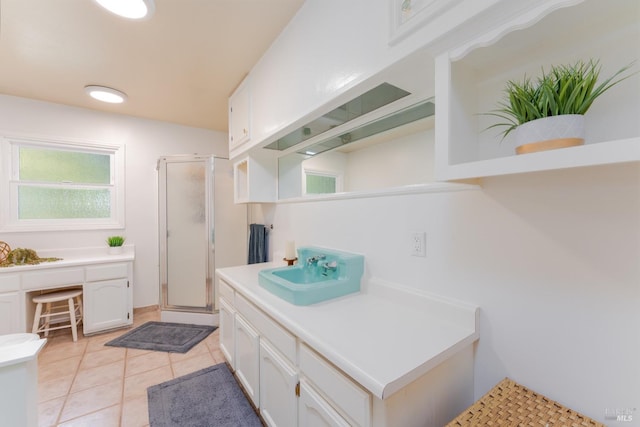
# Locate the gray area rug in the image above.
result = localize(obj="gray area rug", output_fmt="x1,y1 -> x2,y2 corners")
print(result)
148,363 -> 262,427
105,321 -> 217,353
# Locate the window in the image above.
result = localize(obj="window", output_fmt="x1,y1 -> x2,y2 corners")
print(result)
0,137 -> 125,231
303,169 -> 342,195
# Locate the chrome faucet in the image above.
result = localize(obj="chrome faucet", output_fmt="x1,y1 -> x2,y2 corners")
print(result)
321,260 -> 338,276
306,254 -> 326,266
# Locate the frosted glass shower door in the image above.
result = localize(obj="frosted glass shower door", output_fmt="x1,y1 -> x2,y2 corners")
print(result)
161,158 -> 213,310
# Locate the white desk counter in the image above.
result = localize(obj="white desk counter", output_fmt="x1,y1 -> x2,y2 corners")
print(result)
0,246 -> 134,335
0,247 -> 134,273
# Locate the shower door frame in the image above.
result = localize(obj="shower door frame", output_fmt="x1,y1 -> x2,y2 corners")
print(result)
158,155 -> 215,313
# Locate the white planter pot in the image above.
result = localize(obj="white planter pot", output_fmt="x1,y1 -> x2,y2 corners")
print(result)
108,246 -> 123,255
515,114 -> 585,154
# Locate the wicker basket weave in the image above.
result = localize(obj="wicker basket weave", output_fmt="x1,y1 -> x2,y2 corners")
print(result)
446,378 -> 604,427
0,241 -> 10,263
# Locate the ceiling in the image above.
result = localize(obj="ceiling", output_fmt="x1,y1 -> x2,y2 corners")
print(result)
0,0 -> 305,131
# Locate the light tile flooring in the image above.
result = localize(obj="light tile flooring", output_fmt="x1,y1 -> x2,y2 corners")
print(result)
36,308 -> 226,427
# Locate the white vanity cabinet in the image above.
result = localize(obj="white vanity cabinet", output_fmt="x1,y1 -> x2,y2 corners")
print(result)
83,262 -> 133,334
0,293 -> 21,335
0,252 -> 134,335
0,274 -> 21,335
220,277 -> 300,423
236,289 -> 299,426
218,297 -> 236,369
229,76 -> 251,154
235,314 -> 261,407
299,343 -> 371,427
217,264 -> 479,427
83,278 -> 130,334
298,379 -> 351,427
218,282 -> 372,427
82,283 -> 127,334
259,339 -> 298,427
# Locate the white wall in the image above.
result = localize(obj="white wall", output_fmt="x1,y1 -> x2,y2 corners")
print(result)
0,94 -> 228,308
253,162 -> 640,424
344,129 -> 434,191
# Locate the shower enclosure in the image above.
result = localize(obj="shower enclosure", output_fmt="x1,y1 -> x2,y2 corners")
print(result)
158,155 -> 246,325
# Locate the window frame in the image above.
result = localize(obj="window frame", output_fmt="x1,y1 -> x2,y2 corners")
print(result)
302,168 -> 343,195
0,136 -> 125,232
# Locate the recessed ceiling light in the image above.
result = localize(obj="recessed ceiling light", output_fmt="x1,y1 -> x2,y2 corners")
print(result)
94,0 -> 155,20
84,85 -> 128,104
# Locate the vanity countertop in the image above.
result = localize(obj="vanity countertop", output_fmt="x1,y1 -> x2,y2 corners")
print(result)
0,246 -> 134,273
217,262 -> 479,400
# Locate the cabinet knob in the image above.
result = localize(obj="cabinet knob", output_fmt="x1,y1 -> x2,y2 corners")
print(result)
243,128 -> 248,135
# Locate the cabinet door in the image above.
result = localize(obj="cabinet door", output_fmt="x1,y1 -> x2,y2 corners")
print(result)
83,278 -> 131,334
259,340 -> 298,427
219,297 -> 236,369
298,379 -> 350,427
229,78 -> 251,150
235,314 -> 260,407
0,292 -> 21,335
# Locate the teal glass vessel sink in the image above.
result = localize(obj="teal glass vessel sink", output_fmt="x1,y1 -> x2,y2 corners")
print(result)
258,247 -> 364,305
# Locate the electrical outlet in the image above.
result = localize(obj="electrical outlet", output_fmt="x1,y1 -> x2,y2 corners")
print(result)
411,232 -> 426,257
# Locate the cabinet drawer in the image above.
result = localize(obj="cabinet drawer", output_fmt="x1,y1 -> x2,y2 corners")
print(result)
21,268 -> 84,290
0,274 -> 20,292
219,279 -> 235,304
86,263 -> 128,282
235,293 -> 296,363
300,343 -> 371,427
299,379 -> 351,427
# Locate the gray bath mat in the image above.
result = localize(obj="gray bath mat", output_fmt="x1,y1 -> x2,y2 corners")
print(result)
105,321 -> 216,353
148,363 -> 262,427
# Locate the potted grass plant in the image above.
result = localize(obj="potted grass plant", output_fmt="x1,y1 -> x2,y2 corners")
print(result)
107,235 -> 126,255
486,59 -> 636,154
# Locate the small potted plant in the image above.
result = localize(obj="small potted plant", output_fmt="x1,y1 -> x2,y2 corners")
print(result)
486,59 -> 636,154
107,236 -> 126,255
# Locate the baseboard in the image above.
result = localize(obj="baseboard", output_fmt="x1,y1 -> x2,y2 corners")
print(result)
160,310 -> 219,327
133,305 -> 160,314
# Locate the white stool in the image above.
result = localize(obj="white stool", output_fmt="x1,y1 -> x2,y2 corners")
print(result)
32,289 -> 83,342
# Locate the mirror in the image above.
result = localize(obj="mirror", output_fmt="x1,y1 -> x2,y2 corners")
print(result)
265,83 -> 412,151
277,99 -> 435,199
269,49 -> 436,200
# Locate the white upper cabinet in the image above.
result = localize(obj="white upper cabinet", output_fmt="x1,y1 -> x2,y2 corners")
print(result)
234,0 -> 496,157
435,0 -> 640,180
229,76 -> 251,156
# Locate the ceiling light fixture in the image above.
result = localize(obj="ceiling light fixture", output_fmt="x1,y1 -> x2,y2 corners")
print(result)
84,85 -> 128,104
94,0 -> 155,20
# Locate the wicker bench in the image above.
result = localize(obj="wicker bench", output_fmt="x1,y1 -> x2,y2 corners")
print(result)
446,378 -> 604,427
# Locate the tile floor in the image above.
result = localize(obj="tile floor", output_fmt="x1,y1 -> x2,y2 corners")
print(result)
36,308 -> 227,427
